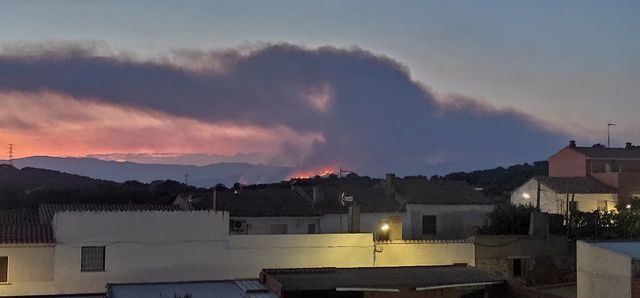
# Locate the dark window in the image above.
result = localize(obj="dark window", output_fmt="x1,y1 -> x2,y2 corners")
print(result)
422,215 -> 437,235
81,246 -> 105,272
307,224 -> 316,234
512,259 -> 522,277
0,256 -> 7,282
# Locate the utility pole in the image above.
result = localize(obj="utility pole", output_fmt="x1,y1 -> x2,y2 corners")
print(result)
184,174 -> 189,185
8,144 -> 13,165
608,123 -> 616,147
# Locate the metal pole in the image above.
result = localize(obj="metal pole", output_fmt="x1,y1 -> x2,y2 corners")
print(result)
536,177 -> 541,211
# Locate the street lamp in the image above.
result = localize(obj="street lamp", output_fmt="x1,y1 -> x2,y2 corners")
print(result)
380,223 -> 390,232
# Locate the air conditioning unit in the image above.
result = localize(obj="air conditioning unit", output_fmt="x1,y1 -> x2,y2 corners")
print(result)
231,219 -> 248,233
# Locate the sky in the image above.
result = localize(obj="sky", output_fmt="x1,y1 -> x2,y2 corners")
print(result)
0,1 -> 638,176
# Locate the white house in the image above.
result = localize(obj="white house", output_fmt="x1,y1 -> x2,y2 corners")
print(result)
0,204 -> 475,297
176,175 -> 494,241
512,176 -> 618,214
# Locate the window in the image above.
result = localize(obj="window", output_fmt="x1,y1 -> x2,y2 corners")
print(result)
422,215 -> 437,235
307,224 -> 316,234
81,246 -> 105,272
0,256 -> 7,283
270,224 -> 288,234
512,258 -> 523,277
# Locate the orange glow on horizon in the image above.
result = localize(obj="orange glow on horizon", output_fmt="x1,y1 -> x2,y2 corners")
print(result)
288,166 -> 338,179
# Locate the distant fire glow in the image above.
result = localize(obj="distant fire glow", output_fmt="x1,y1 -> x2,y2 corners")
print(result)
288,166 -> 338,179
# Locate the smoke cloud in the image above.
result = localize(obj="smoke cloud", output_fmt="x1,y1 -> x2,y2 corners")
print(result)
0,43 -> 566,176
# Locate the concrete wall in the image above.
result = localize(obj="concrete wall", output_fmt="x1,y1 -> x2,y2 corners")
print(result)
230,216 -> 321,235
511,179 -> 617,214
577,241 -> 632,298
376,240 -> 475,267
549,148 -> 587,177
474,235 -> 575,285
404,204 -> 493,240
227,233 -> 374,278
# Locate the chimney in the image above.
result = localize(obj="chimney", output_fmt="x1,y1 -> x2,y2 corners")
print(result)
312,186 -> 320,204
385,173 -> 396,182
626,142 -> 633,149
212,189 -> 224,211
569,140 -> 576,148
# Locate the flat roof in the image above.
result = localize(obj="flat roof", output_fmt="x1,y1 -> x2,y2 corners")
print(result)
107,280 -> 275,298
590,242 -> 640,259
260,265 -> 504,292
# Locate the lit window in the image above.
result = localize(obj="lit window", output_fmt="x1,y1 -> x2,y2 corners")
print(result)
81,246 -> 105,272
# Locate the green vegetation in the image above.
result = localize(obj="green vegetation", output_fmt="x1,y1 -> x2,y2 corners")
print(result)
431,161 -> 548,200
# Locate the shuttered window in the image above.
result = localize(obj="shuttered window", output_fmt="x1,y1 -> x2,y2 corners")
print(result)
81,246 -> 105,272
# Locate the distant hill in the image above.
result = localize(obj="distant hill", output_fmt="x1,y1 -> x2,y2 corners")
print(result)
0,164 -> 197,209
430,161 -> 549,200
2,156 -> 293,187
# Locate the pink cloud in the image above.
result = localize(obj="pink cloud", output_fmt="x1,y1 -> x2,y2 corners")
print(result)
0,91 -> 324,164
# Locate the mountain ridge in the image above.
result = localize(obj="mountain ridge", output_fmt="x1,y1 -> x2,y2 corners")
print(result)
1,156 -> 293,187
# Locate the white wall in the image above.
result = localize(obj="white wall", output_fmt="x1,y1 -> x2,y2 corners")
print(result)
0,244 -> 55,296
376,240 -> 475,267
512,179 -> 618,214
320,212 -> 403,240
577,241 -> 632,298
226,233 -> 374,278
404,204 -> 493,240
231,217 -> 321,235
0,210 -> 480,296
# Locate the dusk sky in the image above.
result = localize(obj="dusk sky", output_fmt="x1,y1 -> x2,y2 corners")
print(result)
0,1 -> 638,176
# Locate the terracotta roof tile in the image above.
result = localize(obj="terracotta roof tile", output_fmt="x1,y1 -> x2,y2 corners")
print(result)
0,224 -> 54,244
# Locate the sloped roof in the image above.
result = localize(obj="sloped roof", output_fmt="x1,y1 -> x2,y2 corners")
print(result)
0,224 -> 55,244
538,176 -> 617,194
217,189 -> 322,217
0,210 -> 55,244
311,183 -> 404,214
394,179 -> 493,205
571,147 -> 640,159
260,265 -> 503,292
39,204 -> 182,224
0,209 -> 39,224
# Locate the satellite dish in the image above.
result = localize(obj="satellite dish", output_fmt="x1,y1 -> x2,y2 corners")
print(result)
340,192 -> 354,206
